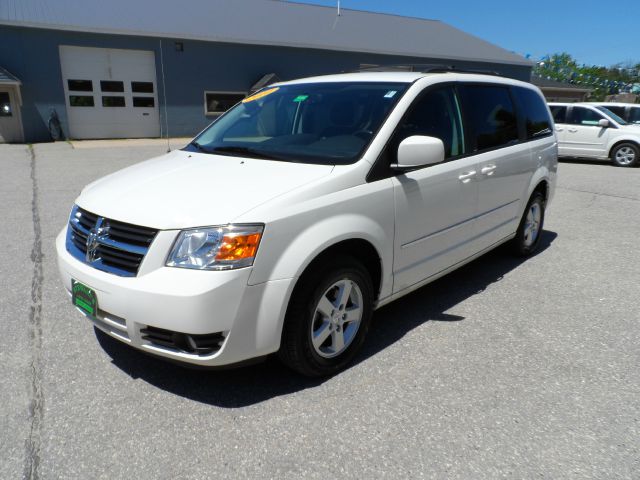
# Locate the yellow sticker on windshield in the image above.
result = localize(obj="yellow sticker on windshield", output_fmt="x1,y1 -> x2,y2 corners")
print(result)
242,87 -> 279,103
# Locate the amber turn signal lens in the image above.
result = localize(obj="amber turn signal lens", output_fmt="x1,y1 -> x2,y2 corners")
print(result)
215,233 -> 262,261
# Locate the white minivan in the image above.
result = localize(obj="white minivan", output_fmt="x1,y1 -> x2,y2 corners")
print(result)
57,72 -> 557,376
549,102 -> 640,167
586,102 -> 640,126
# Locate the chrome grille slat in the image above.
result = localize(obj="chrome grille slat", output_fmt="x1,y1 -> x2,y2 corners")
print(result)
65,205 -> 158,277
95,235 -> 148,255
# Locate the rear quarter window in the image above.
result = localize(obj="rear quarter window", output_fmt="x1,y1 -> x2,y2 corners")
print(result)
512,87 -> 553,140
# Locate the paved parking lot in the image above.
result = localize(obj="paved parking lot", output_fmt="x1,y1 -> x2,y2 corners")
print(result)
2,141 -> 639,479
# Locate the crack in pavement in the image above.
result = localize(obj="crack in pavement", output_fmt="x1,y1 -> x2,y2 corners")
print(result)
556,185 -> 640,202
23,145 -> 44,480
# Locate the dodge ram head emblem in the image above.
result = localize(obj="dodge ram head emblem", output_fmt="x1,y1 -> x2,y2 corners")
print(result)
86,218 -> 109,263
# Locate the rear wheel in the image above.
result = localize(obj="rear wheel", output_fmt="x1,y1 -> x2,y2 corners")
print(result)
512,191 -> 545,256
279,256 -> 374,377
611,143 -> 639,167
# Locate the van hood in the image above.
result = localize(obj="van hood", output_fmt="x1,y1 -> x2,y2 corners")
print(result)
77,150 -> 333,229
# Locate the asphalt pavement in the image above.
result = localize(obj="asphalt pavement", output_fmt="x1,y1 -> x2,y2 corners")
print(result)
1,141 -> 638,479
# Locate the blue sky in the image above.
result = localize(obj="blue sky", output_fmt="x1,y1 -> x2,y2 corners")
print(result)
295,0 -> 639,67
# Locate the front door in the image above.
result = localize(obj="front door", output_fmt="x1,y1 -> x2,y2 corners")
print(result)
563,106 -> 610,158
391,86 -> 479,293
0,86 -> 24,143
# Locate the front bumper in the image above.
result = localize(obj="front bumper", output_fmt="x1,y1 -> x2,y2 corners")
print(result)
56,227 -> 293,367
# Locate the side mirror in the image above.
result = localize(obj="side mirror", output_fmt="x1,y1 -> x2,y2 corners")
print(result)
391,135 -> 445,172
598,119 -> 610,128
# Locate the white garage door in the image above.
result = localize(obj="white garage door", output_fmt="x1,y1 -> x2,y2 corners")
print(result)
60,45 -> 161,139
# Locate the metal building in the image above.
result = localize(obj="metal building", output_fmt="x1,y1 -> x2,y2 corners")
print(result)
0,0 -> 532,143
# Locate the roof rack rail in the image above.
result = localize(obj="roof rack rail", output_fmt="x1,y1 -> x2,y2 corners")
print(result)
355,63 -> 502,76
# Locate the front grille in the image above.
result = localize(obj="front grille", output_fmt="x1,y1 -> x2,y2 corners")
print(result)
141,326 -> 225,355
66,205 -> 158,277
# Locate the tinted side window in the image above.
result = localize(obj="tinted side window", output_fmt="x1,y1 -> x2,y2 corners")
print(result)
458,85 -> 518,151
391,86 -> 465,161
512,87 -> 553,139
629,107 -> 640,124
550,106 -> 567,123
569,107 -> 605,126
605,106 -> 626,118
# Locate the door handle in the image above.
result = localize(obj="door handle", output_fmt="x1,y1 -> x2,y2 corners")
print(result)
458,170 -> 476,183
555,127 -> 563,132
480,165 -> 496,176
568,128 -> 578,133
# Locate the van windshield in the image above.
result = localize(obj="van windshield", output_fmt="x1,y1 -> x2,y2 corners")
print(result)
595,106 -> 628,125
184,82 -> 408,165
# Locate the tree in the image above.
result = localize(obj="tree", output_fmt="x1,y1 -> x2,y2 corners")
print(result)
534,53 -> 640,101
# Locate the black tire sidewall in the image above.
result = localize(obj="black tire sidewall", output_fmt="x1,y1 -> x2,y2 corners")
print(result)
280,257 -> 374,376
513,192 -> 545,256
611,143 -> 639,168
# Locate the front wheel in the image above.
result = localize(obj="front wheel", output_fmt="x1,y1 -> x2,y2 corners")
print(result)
279,256 -> 374,377
512,191 -> 545,256
611,143 -> 639,168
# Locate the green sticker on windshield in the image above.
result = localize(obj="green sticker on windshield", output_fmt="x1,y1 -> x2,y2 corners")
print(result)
293,95 -> 309,103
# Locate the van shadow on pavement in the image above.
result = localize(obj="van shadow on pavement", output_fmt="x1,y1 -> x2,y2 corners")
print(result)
96,230 -> 557,408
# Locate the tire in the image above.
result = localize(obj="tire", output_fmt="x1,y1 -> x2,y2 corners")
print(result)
512,191 -> 545,257
279,255 -> 374,377
611,143 -> 639,168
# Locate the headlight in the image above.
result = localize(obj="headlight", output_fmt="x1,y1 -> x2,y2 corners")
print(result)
166,224 -> 264,270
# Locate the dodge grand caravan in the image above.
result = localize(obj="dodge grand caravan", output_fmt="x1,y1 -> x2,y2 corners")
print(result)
549,102 -> 640,167
57,72 -> 557,376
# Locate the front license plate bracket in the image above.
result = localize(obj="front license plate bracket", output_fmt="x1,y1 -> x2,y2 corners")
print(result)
71,279 -> 98,318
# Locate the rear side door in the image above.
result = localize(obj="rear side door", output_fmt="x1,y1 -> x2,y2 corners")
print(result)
563,106 -> 610,158
389,85 -> 479,293
457,84 -> 537,250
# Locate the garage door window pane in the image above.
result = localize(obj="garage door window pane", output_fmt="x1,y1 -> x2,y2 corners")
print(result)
100,81 -> 124,92
132,82 -> 154,93
133,97 -> 155,108
68,79 -> 93,92
205,92 -> 246,115
0,92 -> 12,116
70,95 -> 95,107
102,96 -> 126,107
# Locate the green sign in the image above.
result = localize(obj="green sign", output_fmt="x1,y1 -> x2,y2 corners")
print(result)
293,95 -> 309,103
72,280 -> 97,318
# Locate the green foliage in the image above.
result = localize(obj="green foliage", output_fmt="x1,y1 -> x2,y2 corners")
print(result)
534,52 -> 640,101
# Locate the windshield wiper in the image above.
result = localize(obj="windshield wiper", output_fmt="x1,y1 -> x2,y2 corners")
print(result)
189,141 -> 213,153
212,146 -> 285,161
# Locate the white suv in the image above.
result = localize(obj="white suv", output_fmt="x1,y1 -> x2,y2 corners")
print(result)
549,102 -> 640,167
57,72 -> 557,376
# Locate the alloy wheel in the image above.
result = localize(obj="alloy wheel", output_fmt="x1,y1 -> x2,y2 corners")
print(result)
310,279 -> 363,358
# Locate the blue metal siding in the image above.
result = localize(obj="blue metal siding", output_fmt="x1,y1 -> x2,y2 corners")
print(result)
0,26 -> 531,142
